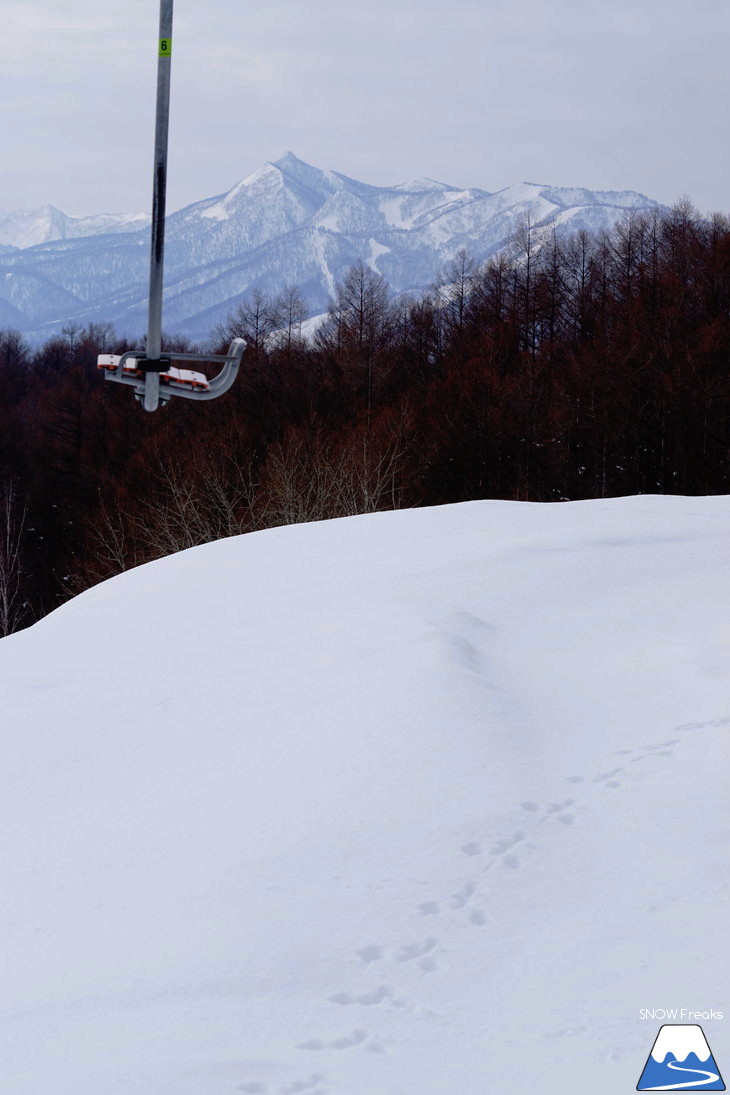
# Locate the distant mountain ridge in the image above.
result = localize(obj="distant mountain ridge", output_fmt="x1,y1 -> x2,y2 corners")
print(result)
0,152 -> 663,342
0,206 -> 149,250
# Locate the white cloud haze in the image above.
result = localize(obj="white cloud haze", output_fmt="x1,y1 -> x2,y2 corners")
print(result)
1,0 -> 728,214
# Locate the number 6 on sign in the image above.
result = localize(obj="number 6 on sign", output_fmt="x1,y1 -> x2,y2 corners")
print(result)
159,38 -> 171,56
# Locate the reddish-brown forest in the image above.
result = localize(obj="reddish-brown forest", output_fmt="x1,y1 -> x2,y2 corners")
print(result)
0,202 -> 728,634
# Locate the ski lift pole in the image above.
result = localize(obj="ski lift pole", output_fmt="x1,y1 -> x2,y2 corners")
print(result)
143,0 -> 174,412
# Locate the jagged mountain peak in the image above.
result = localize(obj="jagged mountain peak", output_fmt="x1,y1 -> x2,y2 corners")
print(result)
230,153 -> 345,197
194,157 -> 331,230
272,150 -> 328,179
269,153 -> 345,196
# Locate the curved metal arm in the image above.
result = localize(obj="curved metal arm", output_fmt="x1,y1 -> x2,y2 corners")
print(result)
160,338 -> 246,401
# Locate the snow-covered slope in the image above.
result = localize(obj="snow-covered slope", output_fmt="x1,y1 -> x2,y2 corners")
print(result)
0,154 -> 662,341
1,496 -> 728,1095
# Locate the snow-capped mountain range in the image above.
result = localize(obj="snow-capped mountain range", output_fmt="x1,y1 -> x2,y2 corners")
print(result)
0,152 -> 663,343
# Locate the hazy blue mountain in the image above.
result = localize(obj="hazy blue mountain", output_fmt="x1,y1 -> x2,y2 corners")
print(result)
0,153 -> 662,343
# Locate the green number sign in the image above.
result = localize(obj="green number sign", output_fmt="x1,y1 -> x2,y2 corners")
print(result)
159,38 -> 172,57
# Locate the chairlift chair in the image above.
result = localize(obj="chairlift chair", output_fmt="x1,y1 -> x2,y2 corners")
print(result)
97,340 -> 245,407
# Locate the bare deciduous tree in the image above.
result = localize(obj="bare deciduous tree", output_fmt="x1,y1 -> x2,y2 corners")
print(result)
272,285 -> 308,354
0,481 -> 28,637
214,289 -> 281,358
132,454 -> 258,559
433,248 -> 480,366
261,421 -> 408,527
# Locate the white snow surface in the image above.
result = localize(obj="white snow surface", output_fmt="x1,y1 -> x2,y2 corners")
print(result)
1,495 -> 728,1095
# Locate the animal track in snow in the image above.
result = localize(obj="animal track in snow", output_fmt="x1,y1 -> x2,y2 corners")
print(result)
298,1030 -> 389,1056
328,985 -> 392,1007
640,741 -> 676,754
490,831 -> 525,855
280,1075 -> 325,1094
541,799 -> 575,823
416,720 -> 730,970
357,945 -> 383,964
545,799 -> 574,812
676,715 -> 730,732
418,900 -> 440,916
630,739 -> 679,764
357,720 -> 729,1049
285,722 -> 730,1095
593,769 -> 623,783
397,938 -> 438,962
450,882 -> 477,909
328,1031 -> 367,1049
461,841 -> 482,856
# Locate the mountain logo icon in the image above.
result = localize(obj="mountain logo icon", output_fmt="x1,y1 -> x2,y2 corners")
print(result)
637,1024 -> 725,1090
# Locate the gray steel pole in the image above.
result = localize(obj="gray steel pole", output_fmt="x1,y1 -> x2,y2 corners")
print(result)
144,0 -> 174,411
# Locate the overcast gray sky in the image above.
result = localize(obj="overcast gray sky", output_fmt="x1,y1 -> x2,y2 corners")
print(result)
2,0 -> 728,215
